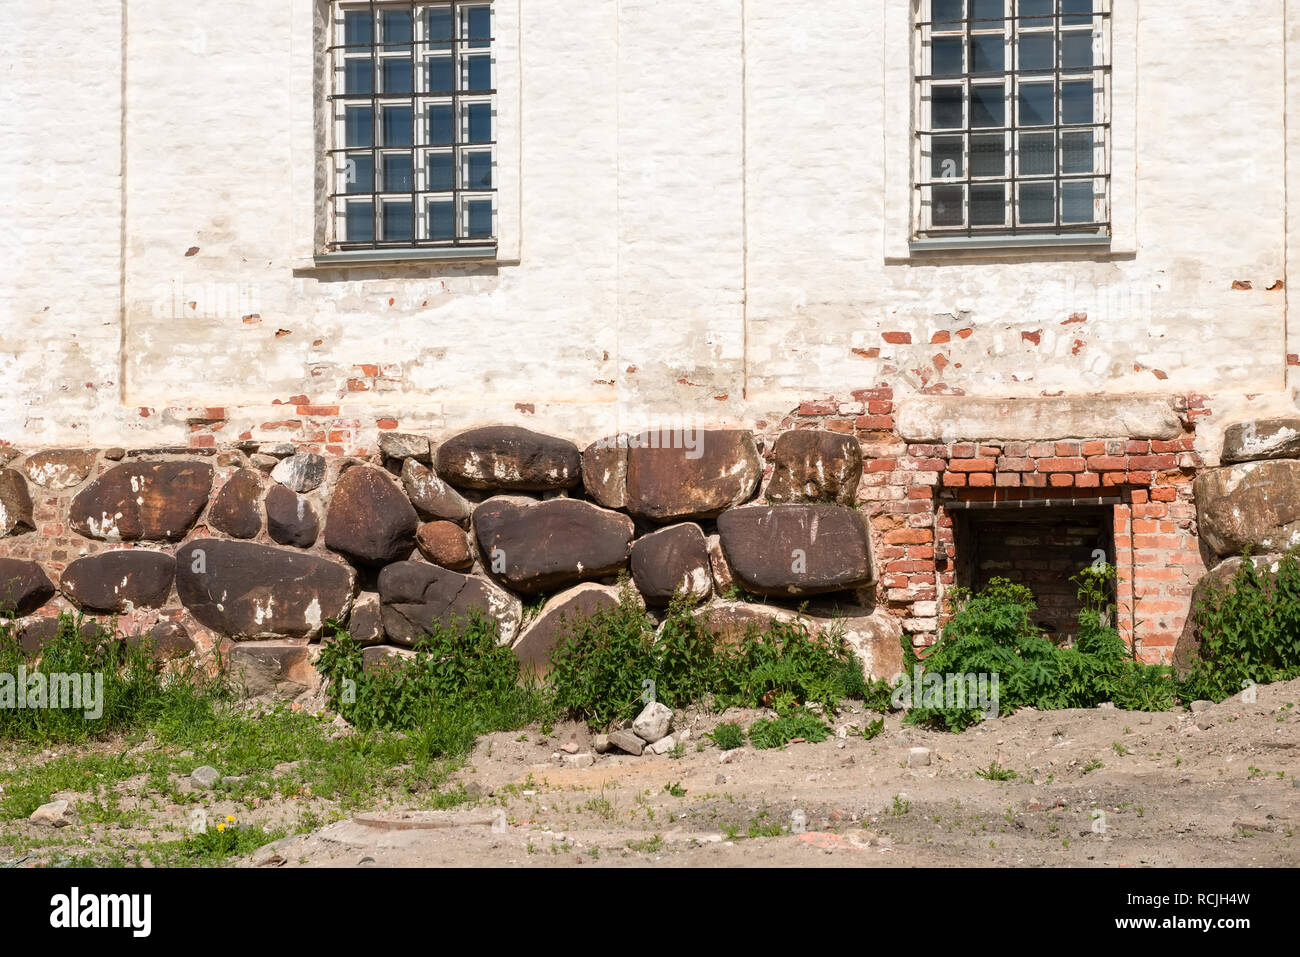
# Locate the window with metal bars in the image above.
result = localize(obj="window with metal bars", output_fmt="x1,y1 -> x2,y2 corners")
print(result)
914,0 -> 1111,241
328,1 -> 495,251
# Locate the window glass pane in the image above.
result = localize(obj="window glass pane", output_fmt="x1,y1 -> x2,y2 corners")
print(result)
970,0 -> 1004,25
970,184 -> 1005,225
344,11 -> 371,46
345,106 -> 372,147
1018,0 -> 1053,28
1061,80 -> 1093,124
1019,183 -> 1054,223
1062,0 -> 1093,26
931,136 -> 963,179
467,55 -> 492,90
468,200 -> 493,238
1018,83 -> 1053,126
381,105 -> 413,146
971,85 -> 1005,127
346,202 -> 374,242
970,134 -> 1004,176
344,153 -> 373,194
466,151 -> 493,189
1018,34 -> 1053,71
428,57 -> 453,92
932,0 -> 964,28
428,6 -> 453,50
932,37 -> 963,77
345,60 -> 373,95
428,105 -> 453,145
383,153 -> 413,192
931,185 -> 965,226
382,10 -> 412,47
467,103 -> 492,143
1062,130 -> 1094,173
466,6 -> 491,48
1019,132 -> 1054,174
932,86 -> 963,129
970,35 -> 1004,74
382,200 -> 413,241
1062,181 -> 1093,222
383,58 -> 413,94
428,152 -> 454,191
428,200 -> 455,240
1061,33 -> 1093,68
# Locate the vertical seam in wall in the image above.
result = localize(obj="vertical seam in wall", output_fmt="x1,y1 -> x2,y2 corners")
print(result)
614,3 -> 621,420
118,0 -> 129,406
1285,0 -> 1291,389
740,0 -> 749,400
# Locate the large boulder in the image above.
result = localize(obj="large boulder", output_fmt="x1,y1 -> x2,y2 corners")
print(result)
401,459 -> 472,525
377,561 -> 522,647
511,583 -> 631,676
625,429 -> 761,522
580,438 -> 628,509
717,504 -> 875,596
415,521 -> 474,570
265,485 -> 319,548
69,461 -> 213,542
692,601 -> 903,681
23,449 -> 97,490
127,621 -> 195,661
0,558 -> 55,616
175,540 -> 356,640
324,465 -> 418,566
1222,417 -> 1300,464
226,642 -> 317,699
436,426 -> 581,491
0,468 -> 33,536
208,468 -> 264,539
60,551 -> 175,612
765,430 -> 863,505
630,523 -> 712,605
473,497 -> 634,595
1171,554 -> 1291,675
1194,460 -> 1300,558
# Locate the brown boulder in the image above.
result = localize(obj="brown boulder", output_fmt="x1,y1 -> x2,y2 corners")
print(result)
473,497 -> 634,595
717,504 -> 875,596
511,583 -> 631,676
1221,417 -> 1300,463
400,459 -> 473,525
436,426 -> 581,491
226,642 -> 317,699
630,523 -> 712,605
580,438 -> 628,508
17,616 -> 113,657
625,429 -> 761,522
175,540 -> 356,639
209,468 -> 264,539
0,558 -> 56,616
377,561 -> 522,646
127,621 -> 195,661
1194,460 -> 1300,558
343,592 -> 385,645
0,468 -> 33,536
324,465 -> 418,566
766,430 -> 863,505
23,449 -> 97,490
60,550 -> 175,612
416,521 -> 474,570
70,461 -> 213,542
265,485 -> 320,548
1171,554 -> 1291,675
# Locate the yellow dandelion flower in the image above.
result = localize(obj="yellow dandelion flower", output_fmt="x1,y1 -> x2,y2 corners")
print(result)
225,815 -> 236,823
216,822 -> 226,832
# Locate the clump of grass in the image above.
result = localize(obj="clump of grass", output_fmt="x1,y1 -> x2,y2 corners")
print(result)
706,721 -> 745,750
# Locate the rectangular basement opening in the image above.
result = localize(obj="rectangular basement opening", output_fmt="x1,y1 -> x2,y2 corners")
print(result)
950,499 -> 1116,643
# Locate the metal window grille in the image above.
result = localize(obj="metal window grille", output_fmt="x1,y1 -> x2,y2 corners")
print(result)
914,0 -> 1111,239
327,0 -> 496,250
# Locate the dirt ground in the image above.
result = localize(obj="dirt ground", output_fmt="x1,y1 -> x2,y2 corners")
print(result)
5,678 -> 1298,868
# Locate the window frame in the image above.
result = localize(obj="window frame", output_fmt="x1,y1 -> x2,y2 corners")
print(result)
884,0 -> 1135,257
291,0 -> 520,267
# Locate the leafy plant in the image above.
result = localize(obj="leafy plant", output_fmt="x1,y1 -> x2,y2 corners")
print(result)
747,708 -> 831,749
975,761 -> 1018,781
706,722 -> 745,750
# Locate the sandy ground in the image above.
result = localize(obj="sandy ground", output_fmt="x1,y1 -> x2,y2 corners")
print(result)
3,678 -> 1297,868
250,678 -> 1300,868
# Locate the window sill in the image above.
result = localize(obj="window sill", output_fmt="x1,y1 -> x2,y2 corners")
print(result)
308,246 -> 502,268
907,233 -> 1112,254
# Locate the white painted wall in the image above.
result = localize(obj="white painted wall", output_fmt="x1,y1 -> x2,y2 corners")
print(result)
1,0 -> 1296,449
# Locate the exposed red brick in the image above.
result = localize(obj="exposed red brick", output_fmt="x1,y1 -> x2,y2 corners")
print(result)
296,405 -> 340,417
855,415 -> 893,431
1021,330 -> 1042,346
947,458 -> 996,473
930,330 -> 951,344
1037,457 -> 1086,473
375,417 -> 399,429
851,347 -> 881,359
881,331 -> 912,345
1086,455 -> 1128,472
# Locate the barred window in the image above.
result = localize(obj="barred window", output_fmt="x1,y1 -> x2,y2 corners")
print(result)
328,1 -> 496,251
915,0 -> 1110,241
